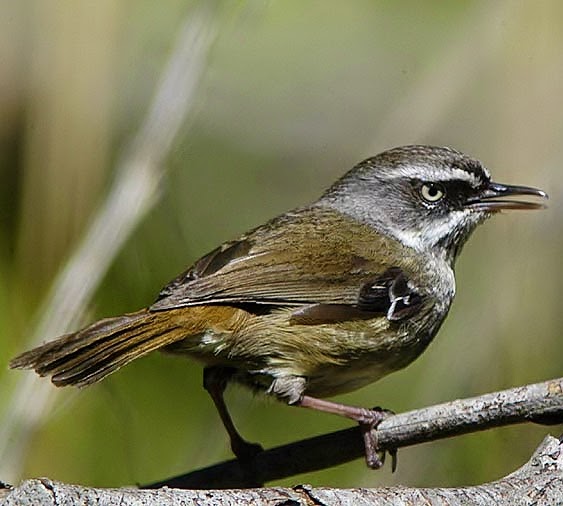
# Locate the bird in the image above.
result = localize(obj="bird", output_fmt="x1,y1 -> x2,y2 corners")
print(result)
10,145 -> 547,469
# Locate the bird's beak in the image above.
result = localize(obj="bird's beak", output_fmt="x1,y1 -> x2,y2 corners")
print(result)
466,182 -> 548,211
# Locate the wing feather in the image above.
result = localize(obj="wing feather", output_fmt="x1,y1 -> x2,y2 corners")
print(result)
150,206 -> 419,314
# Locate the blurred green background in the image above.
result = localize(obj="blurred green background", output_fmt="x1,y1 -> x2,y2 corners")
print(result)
1,0 -> 562,489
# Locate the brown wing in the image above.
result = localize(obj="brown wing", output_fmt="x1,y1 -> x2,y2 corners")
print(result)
150,206 -> 422,320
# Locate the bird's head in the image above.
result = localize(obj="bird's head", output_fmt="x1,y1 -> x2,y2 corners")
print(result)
321,145 -> 547,261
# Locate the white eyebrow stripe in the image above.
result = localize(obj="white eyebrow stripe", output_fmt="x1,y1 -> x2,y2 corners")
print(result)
392,166 -> 486,186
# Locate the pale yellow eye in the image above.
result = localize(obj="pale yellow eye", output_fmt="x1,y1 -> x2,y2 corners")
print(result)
420,183 -> 445,203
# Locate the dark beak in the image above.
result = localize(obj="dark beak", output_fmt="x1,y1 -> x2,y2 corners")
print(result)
466,182 -> 548,211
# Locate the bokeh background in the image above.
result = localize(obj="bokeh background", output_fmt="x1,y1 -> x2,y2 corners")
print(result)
1,0 -> 562,489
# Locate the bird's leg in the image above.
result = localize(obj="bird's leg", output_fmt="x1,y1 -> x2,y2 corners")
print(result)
203,367 -> 263,461
297,395 -> 396,470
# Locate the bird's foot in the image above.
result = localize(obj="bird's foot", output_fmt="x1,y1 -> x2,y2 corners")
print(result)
358,406 -> 397,471
231,437 -> 264,462
229,436 -> 265,488
296,396 -> 397,470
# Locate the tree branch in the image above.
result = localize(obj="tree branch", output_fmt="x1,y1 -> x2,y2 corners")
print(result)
145,377 -> 563,489
2,434 -> 562,505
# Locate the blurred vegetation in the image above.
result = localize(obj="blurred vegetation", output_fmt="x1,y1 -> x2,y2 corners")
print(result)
1,0 -> 562,489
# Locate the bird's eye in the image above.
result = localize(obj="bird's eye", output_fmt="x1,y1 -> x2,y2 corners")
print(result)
420,183 -> 445,203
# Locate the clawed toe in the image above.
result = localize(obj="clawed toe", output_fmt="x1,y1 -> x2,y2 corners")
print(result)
295,395 -> 397,471
360,407 -> 397,471
370,405 -> 395,420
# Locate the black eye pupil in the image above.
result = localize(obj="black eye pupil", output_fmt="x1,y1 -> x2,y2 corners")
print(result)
428,186 -> 438,196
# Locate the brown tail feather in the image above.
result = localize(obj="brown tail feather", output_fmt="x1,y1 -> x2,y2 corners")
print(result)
9,308 -> 200,387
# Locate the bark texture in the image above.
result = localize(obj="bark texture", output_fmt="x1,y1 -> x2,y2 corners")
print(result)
2,435 -> 562,505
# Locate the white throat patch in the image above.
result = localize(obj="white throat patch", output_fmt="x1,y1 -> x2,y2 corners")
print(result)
388,209 -> 471,252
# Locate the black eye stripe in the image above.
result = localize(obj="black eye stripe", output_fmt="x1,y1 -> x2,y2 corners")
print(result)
443,180 -> 480,202
413,179 -> 478,208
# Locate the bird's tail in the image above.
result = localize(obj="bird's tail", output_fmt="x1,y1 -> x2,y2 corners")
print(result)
9,308 -> 206,388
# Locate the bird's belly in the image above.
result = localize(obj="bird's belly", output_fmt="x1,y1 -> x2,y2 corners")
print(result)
168,306 -> 442,399
257,317 -> 437,398
272,309 -> 442,398
304,359 -> 392,398
301,331 -> 429,398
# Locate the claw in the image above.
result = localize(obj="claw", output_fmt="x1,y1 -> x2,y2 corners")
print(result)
389,448 -> 398,473
360,407 -> 398,471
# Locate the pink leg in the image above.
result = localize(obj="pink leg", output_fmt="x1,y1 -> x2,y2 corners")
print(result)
298,395 -> 395,470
